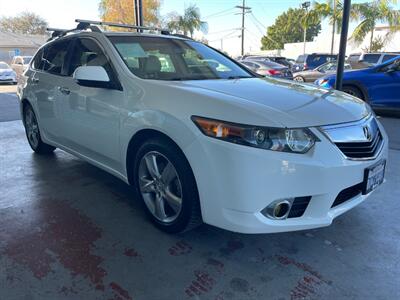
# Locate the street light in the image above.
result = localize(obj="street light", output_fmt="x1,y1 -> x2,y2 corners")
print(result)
301,1 -> 311,55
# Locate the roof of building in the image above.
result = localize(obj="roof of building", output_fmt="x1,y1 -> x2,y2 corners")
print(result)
0,31 -> 47,48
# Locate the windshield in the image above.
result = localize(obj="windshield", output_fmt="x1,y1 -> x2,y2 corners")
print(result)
0,62 -> 10,69
108,36 -> 253,80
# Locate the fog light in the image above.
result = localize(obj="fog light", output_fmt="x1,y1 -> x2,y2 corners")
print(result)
262,199 -> 293,220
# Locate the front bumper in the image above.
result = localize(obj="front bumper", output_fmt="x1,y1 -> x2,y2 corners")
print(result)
0,75 -> 16,83
184,119 -> 389,233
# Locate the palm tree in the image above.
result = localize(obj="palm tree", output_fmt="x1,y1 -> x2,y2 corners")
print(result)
351,0 -> 400,52
313,1 -> 345,54
166,4 -> 208,38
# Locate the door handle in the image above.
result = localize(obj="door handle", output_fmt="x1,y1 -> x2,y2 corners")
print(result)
58,86 -> 70,95
31,77 -> 39,83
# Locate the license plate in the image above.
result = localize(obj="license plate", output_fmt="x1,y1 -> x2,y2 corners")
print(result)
363,160 -> 386,194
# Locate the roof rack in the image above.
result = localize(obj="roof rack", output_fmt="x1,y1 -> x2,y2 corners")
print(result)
75,19 -> 170,35
46,23 -> 101,41
46,20 -> 193,42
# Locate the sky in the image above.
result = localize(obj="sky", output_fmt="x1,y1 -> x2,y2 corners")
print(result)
1,0 -> 399,56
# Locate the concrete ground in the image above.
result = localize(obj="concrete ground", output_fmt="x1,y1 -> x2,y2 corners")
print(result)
1,85 -> 399,300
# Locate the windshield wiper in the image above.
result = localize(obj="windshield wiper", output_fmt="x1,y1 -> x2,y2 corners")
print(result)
226,75 -> 251,80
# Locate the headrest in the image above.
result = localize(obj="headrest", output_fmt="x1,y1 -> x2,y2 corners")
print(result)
143,55 -> 161,74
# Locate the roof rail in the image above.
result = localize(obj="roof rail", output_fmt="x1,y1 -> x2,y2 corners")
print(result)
75,19 -> 170,35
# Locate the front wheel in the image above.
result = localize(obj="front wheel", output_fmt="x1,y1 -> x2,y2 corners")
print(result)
23,104 -> 56,154
133,137 -> 202,233
343,86 -> 364,100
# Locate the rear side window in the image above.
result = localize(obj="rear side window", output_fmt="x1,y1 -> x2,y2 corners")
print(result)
362,54 -> 380,64
31,49 -> 44,70
296,55 -> 305,63
382,55 -> 398,63
42,39 -> 71,75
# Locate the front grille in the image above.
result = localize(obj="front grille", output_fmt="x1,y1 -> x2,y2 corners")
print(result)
331,182 -> 363,208
335,131 -> 383,159
288,196 -> 312,218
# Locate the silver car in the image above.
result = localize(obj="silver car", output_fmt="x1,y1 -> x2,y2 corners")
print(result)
293,62 -> 351,83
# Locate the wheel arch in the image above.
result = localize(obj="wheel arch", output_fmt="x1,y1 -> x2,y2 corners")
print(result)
125,128 -> 195,186
342,81 -> 370,102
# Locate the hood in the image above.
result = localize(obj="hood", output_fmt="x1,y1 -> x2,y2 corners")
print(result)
171,77 -> 369,127
0,68 -> 14,74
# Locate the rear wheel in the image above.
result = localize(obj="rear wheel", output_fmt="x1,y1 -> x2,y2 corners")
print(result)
294,76 -> 305,82
133,137 -> 202,233
23,104 -> 56,154
343,85 -> 364,100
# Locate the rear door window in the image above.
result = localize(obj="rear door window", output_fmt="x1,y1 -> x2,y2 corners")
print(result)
382,54 -> 398,63
42,39 -> 72,75
362,54 -> 381,64
296,55 -> 305,63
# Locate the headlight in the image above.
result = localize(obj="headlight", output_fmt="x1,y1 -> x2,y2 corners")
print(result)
317,79 -> 332,88
192,116 -> 318,154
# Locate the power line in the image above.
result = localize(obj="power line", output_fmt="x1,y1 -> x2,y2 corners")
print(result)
204,7 -> 236,19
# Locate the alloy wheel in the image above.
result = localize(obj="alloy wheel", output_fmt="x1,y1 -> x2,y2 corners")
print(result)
138,151 -> 183,223
25,108 -> 40,148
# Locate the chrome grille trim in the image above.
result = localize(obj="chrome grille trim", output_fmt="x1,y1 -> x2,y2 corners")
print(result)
319,115 -> 385,161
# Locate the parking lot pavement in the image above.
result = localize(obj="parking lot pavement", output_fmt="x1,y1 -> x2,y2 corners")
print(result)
0,93 -> 399,299
0,84 -> 19,122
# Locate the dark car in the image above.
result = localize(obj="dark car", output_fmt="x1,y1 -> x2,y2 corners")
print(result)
293,53 -> 337,73
239,59 -> 293,80
246,56 -> 293,69
316,56 -> 400,111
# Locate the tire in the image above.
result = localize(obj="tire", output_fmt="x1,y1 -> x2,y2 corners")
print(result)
294,76 -> 305,82
23,104 -> 56,154
343,86 -> 364,100
133,137 -> 202,233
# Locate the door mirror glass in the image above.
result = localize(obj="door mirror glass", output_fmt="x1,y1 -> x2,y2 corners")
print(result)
73,66 -> 111,88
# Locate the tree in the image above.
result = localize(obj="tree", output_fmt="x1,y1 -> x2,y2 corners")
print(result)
261,8 -> 321,50
351,0 -> 400,51
313,1 -> 345,54
0,12 -> 47,35
165,4 -> 208,38
99,0 -> 161,27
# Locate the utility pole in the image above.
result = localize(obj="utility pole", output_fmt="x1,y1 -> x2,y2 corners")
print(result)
236,1 -> 251,56
330,0 -> 337,55
335,0 -> 351,90
134,0 -> 143,29
301,1 -> 311,55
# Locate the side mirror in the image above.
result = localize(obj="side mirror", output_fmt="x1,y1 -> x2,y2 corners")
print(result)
73,66 -> 111,88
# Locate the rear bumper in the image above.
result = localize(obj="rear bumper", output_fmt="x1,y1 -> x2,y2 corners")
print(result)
184,121 -> 389,234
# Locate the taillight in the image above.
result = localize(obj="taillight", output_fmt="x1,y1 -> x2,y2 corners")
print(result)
266,69 -> 281,76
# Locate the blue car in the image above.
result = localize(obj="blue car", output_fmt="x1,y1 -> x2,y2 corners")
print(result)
316,56 -> 400,111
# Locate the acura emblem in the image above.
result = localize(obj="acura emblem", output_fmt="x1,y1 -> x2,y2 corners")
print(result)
363,125 -> 372,141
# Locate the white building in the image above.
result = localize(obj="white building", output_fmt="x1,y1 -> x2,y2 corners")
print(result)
250,25 -> 400,59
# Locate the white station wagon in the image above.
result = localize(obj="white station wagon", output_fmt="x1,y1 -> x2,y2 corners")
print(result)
18,20 -> 388,233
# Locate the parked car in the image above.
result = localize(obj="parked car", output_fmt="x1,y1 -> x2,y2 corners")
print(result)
0,61 -> 17,84
347,52 -> 400,69
316,56 -> 400,111
293,53 -> 337,73
246,56 -> 293,69
293,61 -> 351,82
240,60 -> 293,79
19,21 -> 388,234
11,55 -> 33,81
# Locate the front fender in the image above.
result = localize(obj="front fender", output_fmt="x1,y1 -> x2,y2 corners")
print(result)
120,109 -> 199,176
